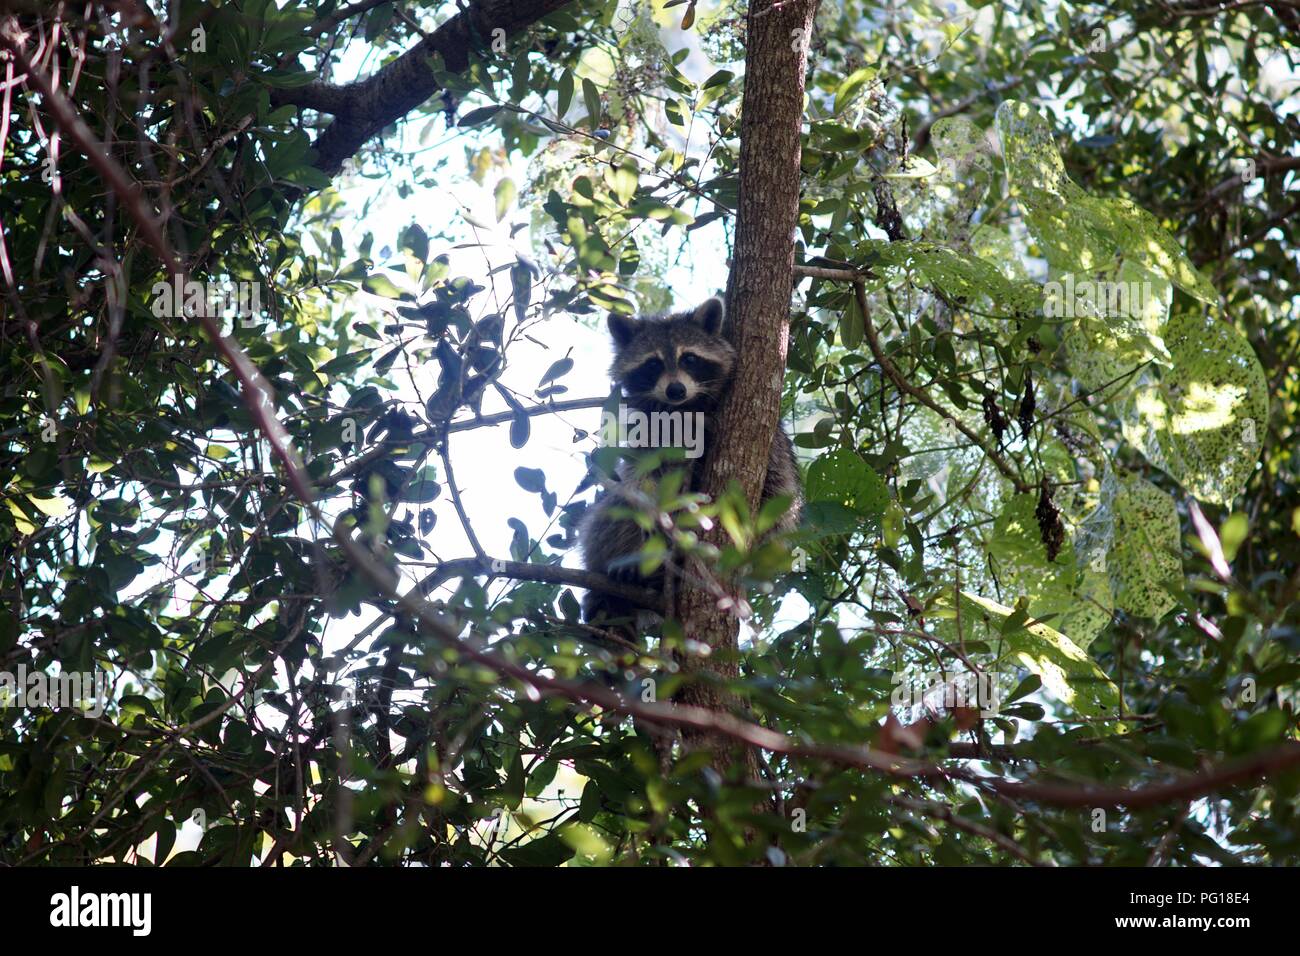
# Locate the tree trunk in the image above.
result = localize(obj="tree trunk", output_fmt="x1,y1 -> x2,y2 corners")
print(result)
672,0 -> 818,779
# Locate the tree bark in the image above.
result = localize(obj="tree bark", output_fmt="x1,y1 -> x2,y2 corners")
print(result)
672,0 -> 818,778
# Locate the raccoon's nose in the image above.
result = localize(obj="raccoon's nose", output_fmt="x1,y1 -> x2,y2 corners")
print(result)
665,381 -> 687,402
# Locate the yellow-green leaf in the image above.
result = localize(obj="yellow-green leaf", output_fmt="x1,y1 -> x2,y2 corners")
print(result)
27,494 -> 70,518
945,591 -> 1121,719
494,177 -> 516,221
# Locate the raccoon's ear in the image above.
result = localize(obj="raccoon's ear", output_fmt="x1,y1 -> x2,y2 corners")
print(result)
607,311 -> 640,347
691,297 -> 726,334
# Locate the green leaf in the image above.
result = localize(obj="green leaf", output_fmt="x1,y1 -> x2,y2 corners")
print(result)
1110,473 -> 1182,619
27,495 -> 70,518
496,383 -> 531,448
946,591 -> 1120,719
833,67 -> 876,116
510,260 -> 534,324
882,156 -> 940,180
1119,310 -> 1268,505
858,238 -> 1039,317
363,273 -> 404,299
560,823 -> 612,863
578,780 -> 601,822
805,449 -> 887,518
995,100 -> 1216,303
702,69 -> 734,90
399,223 -> 428,263
928,116 -> 993,245
581,77 -> 601,128
630,198 -> 692,224
1060,259 -> 1172,397
1053,564 -> 1115,654
882,500 -> 904,548
514,467 -> 547,494
538,357 -> 573,388
500,832 -> 575,868
969,225 -> 1030,281
606,161 -> 638,205
839,294 -> 864,348
494,177 -> 516,221
364,1 -> 393,42
1219,512 -> 1249,562
504,753 -> 524,809
458,105 -> 503,128
401,465 -> 442,503
557,69 -> 574,117
988,494 -> 1078,613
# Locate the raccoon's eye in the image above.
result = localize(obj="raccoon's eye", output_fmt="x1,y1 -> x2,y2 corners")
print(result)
679,352 -> 701,370
627,357 -> 664,391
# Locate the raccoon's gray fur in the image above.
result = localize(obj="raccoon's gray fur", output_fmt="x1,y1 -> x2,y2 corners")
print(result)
579,297 -> 802,629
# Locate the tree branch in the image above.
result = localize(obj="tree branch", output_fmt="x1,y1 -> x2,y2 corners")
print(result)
413,556 -> 664,614
888,794 -> 1049,866
324,395 -> 607,489
274,0 -> 573,176
951,742 -> 1300,810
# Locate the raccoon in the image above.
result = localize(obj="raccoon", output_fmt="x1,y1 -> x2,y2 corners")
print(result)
579,296 -> 803,630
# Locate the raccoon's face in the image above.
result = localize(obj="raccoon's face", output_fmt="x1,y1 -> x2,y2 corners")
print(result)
607,298 -> 737,411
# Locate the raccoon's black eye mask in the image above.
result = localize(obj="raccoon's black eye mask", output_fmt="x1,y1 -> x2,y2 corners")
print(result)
626,357 -> 664,392
679,352 -> 723,381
